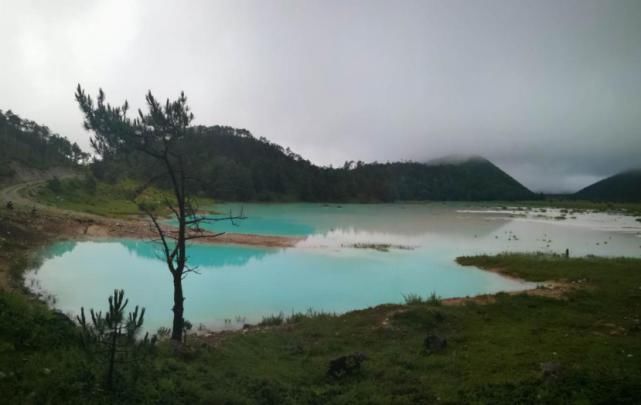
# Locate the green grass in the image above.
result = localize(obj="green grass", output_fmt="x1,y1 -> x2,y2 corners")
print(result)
163,253 -> 641,403
34,177 -> 214,217
402,293 -> 424,304
402,292 -> 441,305
2,251 -> 641,403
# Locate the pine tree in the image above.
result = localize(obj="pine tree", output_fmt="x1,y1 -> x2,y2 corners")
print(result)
77,289 -> 155,390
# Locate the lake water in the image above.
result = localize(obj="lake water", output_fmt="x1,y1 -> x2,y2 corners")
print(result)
26,203 -> 641,332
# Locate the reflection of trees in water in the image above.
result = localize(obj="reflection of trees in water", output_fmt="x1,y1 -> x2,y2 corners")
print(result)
121,240 -> 274,268
202,203 -> 507,239
37,241 -> 78,262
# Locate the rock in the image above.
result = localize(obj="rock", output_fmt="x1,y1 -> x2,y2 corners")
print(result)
327,352 -> 368,378
540,361 -> 562,378
424,335 -> 447,354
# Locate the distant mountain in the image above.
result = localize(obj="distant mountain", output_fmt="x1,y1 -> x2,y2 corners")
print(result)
95,125 -> 536,202
574,169 -> 641,202
426,154 -> 488,166
0,109 -> 88,181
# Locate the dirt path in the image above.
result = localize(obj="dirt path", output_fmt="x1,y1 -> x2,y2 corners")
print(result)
0,178 -> 302,248
1,180 -> 63,212
0,174 -> 96,218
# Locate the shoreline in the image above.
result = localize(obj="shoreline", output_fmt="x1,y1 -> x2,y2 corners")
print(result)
5,203 -> 577,335
49,213 -> 304,249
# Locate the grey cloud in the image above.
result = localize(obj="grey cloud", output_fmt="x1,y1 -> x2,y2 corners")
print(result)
1,0 -> 640,193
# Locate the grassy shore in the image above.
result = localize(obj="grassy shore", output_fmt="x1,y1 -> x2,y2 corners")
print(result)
33,177 -> 214,217
31,176 -> 641,219
2,224 -> 641,404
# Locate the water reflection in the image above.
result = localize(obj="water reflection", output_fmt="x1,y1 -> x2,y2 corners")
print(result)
122,240 -> 276,267
26,203 -> 641,333
27,239 -> 532,333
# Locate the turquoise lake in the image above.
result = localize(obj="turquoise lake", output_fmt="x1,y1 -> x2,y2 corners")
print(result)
26,203 -> 641,332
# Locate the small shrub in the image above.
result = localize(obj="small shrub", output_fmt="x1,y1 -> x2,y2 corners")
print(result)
156,326 -> 171,338
286,308 -> 336,324
83,175 -> 97,194
259,312 -> 285,326
426,292 -> 442,306
403,293 -> 424,305
76,289 -> 156,390
47,176 -> 62,193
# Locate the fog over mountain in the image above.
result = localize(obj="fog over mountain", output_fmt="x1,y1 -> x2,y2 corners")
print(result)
1,0 -> 640,193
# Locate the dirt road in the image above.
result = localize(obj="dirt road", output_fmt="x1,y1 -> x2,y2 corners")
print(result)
0,178 -> 301,248
0,177 -> 98,219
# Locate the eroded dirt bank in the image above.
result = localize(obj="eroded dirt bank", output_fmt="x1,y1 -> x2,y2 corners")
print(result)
44,211 -> 303,248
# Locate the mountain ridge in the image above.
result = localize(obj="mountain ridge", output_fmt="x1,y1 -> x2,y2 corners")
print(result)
0,111 -> 537,202
574,169 -> 641,202
93,125 -> 537,202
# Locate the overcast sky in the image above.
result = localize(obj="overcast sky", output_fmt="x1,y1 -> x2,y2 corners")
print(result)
1,0 -> 640,192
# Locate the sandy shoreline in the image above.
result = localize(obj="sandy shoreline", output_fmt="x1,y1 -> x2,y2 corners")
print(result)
53,214 -> 303,248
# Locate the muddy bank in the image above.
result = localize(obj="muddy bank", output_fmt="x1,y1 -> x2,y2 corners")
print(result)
1,208 -> 302,288
38,211 -> 302,248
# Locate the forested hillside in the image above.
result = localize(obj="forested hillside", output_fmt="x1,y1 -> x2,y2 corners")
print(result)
0,109 -> 88,180
92,125 -> 536,202
574,169 -> 641,202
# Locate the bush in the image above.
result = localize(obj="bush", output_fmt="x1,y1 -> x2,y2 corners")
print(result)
402,293 -> 424,305
83,175 -> 97,194
47,176 -> 62,193
426,292 -> 442,306
259,312 -> 285,326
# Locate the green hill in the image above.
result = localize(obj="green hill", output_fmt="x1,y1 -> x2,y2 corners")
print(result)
0,109 -> 88,181
94,125 -> 536,202
574,169 -> 641,202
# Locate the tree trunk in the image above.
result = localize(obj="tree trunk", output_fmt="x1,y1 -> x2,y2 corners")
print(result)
107,325 -> 118,389
171,275 -> 185,342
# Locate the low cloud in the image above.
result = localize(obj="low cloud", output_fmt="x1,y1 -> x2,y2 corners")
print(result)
1,0 -> 640,193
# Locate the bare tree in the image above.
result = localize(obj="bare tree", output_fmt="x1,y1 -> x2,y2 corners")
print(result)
75,86 -> 244,343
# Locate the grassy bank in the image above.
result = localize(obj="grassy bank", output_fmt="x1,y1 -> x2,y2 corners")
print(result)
33,177 -> 214,217
2,248 -> 641,403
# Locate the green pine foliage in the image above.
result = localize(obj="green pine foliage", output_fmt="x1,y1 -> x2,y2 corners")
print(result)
92,125 -> 536,202
0,109 -> 88,177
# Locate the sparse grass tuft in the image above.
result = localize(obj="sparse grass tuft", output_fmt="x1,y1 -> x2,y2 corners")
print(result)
259,312 -> 285,326
402,293 -> 424,304
426,291 -> 442,306
285,308 -> 336,324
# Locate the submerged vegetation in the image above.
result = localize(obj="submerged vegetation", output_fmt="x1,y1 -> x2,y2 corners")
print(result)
498,199 -> 641,216
350,243 -> 414,252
